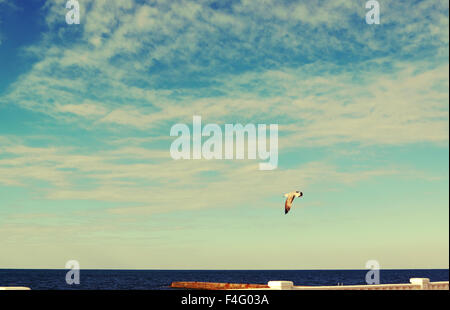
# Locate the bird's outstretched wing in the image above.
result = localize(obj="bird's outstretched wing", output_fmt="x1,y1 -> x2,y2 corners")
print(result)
284,194 -> 295,214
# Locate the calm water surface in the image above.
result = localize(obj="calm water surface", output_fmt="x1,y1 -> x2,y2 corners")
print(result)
0,269 -> 447,290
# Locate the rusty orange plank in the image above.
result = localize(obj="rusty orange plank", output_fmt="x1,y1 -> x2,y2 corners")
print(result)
170,281 -> 269,290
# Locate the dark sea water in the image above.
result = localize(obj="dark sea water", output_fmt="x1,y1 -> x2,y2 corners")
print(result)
0,269 -> 448,290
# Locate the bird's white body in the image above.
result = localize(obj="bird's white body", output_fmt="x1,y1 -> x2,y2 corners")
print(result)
284,192 -> 301,198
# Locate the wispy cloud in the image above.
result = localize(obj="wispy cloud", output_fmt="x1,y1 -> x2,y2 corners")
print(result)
0,0 -> 448,213
1,0 -> 448,146
0,136 -> 440,216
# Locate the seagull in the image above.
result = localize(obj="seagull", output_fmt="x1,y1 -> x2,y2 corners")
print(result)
284,191 -> 303,214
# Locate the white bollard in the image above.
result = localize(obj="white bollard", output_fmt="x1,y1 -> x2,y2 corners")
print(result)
268,281 -> 294,290
410,278 -> 430,290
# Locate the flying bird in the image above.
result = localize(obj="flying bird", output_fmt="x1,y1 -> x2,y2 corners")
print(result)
284,191 -> 303,214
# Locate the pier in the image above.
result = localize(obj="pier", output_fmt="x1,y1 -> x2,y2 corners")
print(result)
171,281 -> 269,290
170,278 -> 449,290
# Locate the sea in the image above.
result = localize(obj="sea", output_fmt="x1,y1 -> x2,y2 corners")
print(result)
0,269 -> 448,290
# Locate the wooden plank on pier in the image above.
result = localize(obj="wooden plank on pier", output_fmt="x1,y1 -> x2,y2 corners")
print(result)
170,281 -> 269,290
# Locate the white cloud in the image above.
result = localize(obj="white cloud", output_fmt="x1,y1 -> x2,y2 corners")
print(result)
56,100 -> 108,117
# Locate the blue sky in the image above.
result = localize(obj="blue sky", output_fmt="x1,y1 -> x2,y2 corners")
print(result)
0,0 -> 448,269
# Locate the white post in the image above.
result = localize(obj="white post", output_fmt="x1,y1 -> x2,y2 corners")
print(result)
410,278 -> 430,290
268,281 -> 294,290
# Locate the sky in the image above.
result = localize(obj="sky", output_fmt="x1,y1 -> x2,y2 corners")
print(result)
0,0 -> 448,270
